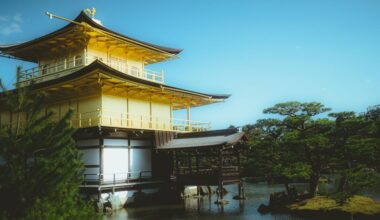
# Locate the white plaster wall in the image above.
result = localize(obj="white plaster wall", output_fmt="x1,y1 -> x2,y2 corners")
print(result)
130,149 -> 152,178
128,98 -> 150,128
76,139 -> 100,180
103,148 -> 129,181
151,102 -> 171,130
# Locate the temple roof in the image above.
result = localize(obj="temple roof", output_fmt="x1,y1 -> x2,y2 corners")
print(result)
0,60 -> 229,111
156,128 -> 247,150
33,60 -> 229,99
0,11 -> 182,62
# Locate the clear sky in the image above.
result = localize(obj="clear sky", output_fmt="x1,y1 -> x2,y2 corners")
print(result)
0,0 -> 379,129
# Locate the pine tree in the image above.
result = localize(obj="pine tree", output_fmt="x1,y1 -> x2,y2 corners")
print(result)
262,101 -> 333,197
0,69 -> 97,219
328,109 -> 380,203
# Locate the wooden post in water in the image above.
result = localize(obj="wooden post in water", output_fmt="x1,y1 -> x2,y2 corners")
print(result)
188,152 -> 192,173
196,151 -> 200,173
175,152 -> 179,175
196,151 -> 201,197
215,148 -> 225,204
237,149 -> 245,199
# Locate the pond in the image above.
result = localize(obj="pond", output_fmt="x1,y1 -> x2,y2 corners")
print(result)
103,182 -> 379,220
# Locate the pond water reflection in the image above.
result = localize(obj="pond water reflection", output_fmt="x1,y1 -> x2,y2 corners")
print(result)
104,182 -> 378,220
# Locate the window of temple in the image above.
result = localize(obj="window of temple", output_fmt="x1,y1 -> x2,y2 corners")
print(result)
42,64 -> 48,75
68,57 -> 74,68
56,59 -> 65,71
130,66 -> 139,77
75,55 -> 83,66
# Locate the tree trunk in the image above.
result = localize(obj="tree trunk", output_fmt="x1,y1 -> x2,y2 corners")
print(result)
309,171 -> 320,197
284,182 -> 290,195
337,173 -> 347,193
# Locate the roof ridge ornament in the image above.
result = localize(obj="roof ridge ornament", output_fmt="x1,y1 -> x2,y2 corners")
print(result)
84,8 -> 102,25
84,8 -> 96,19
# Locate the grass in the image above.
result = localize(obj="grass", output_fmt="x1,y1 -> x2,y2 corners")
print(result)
288,195 -> 380,215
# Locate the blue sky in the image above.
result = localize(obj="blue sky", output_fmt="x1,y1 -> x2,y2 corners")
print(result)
0,0 -> 379,129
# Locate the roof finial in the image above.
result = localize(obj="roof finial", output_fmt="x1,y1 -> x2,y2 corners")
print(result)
84,7 -> 96,18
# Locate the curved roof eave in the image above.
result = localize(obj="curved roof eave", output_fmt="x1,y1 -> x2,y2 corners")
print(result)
0,11 -> 182,56
31,60 -> 230,100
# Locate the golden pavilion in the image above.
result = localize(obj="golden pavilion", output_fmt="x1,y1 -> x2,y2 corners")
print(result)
0,10 -> 246,207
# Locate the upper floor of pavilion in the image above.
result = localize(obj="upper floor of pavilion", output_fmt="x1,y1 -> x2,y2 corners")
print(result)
0,10 -> 231,133
0,10 -> 182,85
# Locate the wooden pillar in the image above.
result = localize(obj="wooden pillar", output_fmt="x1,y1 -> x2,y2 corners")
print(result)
186,105 -> 191,131
84,47 -> 88,65
124,49 -> 129,72
175,152 -> 179,175
196,151 -> 199,173
237,149 -> 242,198
196,151 -> 200,198
126,92 -> 129,127
217,148 -> 223,202
237,150 -> 241,173
141,56 -> 145,78
236,149 -> 245,200
173,151 -> 176,175
169,102 -> 173,130
149,95 -> 152,129
98,189 -> 102,201
128,137 -> 131,178
188,152 -> 192,173
99,136 -> 104,183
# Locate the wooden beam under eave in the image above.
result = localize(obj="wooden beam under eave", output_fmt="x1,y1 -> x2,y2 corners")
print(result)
137,90 -> 157,100
125,88 -> 145,97
61,84 -> 74,88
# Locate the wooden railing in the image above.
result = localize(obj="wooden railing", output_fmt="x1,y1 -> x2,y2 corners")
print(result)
1,110 -> 211,133
70,109 -> 211,132
87,55 -> 164,83
177,166 -> 238,176
17,55 -> 165,86
83,171 -> 153,192
174,166 -> 240,184
83,171 -> 153,184
18,56 -> 83,85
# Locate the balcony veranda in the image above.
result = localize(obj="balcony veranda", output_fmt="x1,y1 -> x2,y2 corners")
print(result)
71,109 -> 210,132
17,54 -> 164,86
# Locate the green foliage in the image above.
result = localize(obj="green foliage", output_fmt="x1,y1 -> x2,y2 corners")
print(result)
263,101 -> 332,196
332,167 -> 380,204
0,80 -> 97,219
273,162 -> 311,181
242,119 -> 283,181
243,101 -> 380,201
328,109 -> 380,203
288,195 -> 380,215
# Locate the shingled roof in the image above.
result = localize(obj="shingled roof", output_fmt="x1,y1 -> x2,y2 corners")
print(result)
0,11 -> 182,61
156,128 -> 247,150
17,60 -> 230,101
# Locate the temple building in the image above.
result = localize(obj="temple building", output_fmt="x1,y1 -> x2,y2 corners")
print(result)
0,10 -> 246,207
